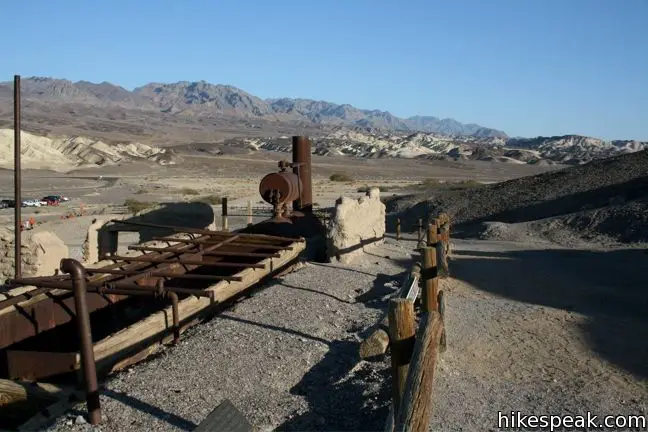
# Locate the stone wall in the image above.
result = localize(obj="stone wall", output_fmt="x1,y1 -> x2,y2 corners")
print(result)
326,187 -> 386,264
0,228 -> 68,282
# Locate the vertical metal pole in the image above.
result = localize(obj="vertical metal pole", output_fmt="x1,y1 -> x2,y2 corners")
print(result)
221,197 -> 228,231
292,136 -> 313,212
247,200 -> 253,226
168,291 -> 180,345
14,75 -> 22,278
60,258 -> 101,425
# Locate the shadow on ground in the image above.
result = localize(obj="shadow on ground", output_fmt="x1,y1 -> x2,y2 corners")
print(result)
451,247 -> 648,379
276,340 -> 390,431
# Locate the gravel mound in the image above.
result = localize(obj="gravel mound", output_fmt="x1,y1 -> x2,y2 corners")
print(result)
389,150 -> 648,243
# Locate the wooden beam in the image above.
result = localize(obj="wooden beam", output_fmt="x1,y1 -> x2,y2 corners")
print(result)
395,312 -> 444,432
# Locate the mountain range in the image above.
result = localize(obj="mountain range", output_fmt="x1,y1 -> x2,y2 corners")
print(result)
0,77 -> 506,138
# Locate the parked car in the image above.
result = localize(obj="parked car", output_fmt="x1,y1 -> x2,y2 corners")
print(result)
0,201 -> 8,209
41,196 -> 61,206
1,199 -> 16,208
22,199 -> 41,207
44,195 -> 69,202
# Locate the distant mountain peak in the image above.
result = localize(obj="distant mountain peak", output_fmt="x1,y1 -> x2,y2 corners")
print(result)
1,76 -> 507,137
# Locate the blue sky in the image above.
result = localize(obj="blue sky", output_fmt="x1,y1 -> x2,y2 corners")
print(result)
2,0 -> 647,140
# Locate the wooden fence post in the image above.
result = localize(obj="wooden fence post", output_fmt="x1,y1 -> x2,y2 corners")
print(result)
427,220 -> 438,247
422,247 -> 438,313
221,197 -> 228,232
247,200 -> 253,226
416,218 -> 424,249
388,298 -> 416,418
395,311 -> 444,432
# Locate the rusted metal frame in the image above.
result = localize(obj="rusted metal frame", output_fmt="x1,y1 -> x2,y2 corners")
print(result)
95,234 -> 212,272
100,282 -> 214,299
128,244 -> 280,258
127,244 -> 202,254
106,255 -> 265,269
108,219 -> 303,242
14,75 -> 22,278
95,235 -> 242,288
84,268 -> 243,282
0,287 -> 54,310
91,234 -> 215,285
4,278 -> 215,299
151,237 -> 294,250
60,259 -> 101,425
202,250 -> 281,258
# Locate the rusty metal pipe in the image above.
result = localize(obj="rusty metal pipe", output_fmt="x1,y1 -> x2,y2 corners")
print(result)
14,75 -> 21,278
60,258 -> 101,425
168,291 -> 180,344
292,136 -> 312,212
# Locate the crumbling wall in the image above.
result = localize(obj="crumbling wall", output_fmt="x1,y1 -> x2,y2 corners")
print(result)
0,228 -> 68,282
326,187 -> 386,264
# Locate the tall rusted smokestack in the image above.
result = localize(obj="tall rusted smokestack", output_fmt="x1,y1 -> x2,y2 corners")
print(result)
292,136 -> 312,213
14,75 -> 21,278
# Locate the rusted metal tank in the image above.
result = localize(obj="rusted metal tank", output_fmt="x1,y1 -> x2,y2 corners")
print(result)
259,171 -> 302,205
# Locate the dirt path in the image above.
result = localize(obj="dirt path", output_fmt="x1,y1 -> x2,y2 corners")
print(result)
432,239 -> 648,430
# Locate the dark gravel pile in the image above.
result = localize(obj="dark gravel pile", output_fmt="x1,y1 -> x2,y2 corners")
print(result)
389,150 -> 648,243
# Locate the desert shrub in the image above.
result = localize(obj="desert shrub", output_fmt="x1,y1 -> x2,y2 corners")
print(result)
419,178 -> 442,187
193,195 -> 223,205
135,189 -> 148,194
456,179 -> 481,187
357,185 -> 391,193
124,199 -> 157,214
330,172 -> 353,182
181,187 -> 200,195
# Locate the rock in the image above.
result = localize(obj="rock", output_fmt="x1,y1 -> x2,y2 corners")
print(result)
75,415 -> 88,425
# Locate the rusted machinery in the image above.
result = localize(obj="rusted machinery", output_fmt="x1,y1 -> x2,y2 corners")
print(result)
0,134 -> 322,428
259,136 -> 314,222
250,136 -> 325,247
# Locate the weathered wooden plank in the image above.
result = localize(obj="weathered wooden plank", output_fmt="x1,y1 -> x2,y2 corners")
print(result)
395,311 -> 444,432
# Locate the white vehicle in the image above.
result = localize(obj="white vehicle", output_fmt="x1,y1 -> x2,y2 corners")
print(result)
22,199 -> 41,207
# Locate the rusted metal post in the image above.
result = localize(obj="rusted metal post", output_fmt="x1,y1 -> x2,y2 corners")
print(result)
14,75 -> 22,278
247,200 -> 253,226
396,218 -> 401,241
292,136 -> 312,212
388,298 -> 415,418
422,247 -> 438,313
221,197 -> 228,231
60,258 -> 101,425
168,291 -> 180,345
